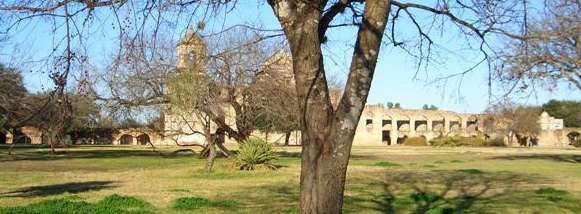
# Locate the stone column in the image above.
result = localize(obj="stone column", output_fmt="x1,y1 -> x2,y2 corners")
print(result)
461,118 -> 467,136
132,135 -> 138,145
444,119 -> 450,135
426,119 -> 433,140
410,118 -> 416,137
390,119 -> 398,145
5,131 -> 13,144
112,134 -> 119,145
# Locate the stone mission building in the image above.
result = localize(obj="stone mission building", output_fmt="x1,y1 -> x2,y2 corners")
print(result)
155,30 -> 578,147
2,31 -> 576,147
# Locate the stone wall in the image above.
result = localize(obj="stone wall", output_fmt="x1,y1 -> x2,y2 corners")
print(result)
354,105 -> 481,145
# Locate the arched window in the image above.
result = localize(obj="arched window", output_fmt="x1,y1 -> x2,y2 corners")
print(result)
119,134 -> 133,145
137,134 -> 151,145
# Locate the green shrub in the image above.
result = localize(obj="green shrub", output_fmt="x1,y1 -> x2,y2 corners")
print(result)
462,136 -> 486,146
403,137 -> 428,146
172,197 -> 238,210
430,136 -> 489,147
235,138 -> 278,170
429,136 -> 462,147
485,137 -> 506,147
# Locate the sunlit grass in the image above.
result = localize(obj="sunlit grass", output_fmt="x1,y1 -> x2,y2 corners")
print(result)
0,145 -> 580,213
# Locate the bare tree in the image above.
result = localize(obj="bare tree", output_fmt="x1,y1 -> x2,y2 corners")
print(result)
496,0 -> 581,91
1,0 -> 534,212
167,70 -> 224,171
264,1 -> 532,211
484,102 -> 541,146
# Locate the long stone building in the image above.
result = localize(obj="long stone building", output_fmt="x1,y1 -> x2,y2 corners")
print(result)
1,30 -> 579,147
157,30 -> 578,147
353,105 -> 481,145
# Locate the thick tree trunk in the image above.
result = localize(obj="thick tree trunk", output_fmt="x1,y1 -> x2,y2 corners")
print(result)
284,131 -> 291,146
216,140 -> 233,157
204,124 -> 216,172
206,141 -> 216,172
299,129 -> 355,213
268,0 -> 390,213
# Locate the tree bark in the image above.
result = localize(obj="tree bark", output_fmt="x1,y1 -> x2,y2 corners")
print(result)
206,141 -> 216,172
269,0 -> 390,213
268,0 -> 390,212
205,126 -> 216,172
284,131 -> 291,146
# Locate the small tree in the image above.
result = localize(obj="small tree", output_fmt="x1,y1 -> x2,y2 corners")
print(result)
167,70 -> 222,172
484,102 -> 541,146
394,103 -> 402,109
0,64 -> 29,129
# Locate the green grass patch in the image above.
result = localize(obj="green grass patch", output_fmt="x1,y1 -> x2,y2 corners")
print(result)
535,187 -> 570,202
423,164 -> 437,168
0,194 -> 153,214
172,197 -> 238,210
373,161 -> 401,168
457,169 -> 484,174
167,188 -> 191,193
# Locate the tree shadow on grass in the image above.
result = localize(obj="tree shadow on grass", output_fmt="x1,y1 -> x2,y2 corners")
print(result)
0,181 -> 117,198
364,170 -> 529,213
233,168 -> 581,213
0,148 -> 194,162
349,169 -> 581,213
276,150 -> 368,160
491,154 -> 581,163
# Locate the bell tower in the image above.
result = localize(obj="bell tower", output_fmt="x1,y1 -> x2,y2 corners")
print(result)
176,28 -> 207,72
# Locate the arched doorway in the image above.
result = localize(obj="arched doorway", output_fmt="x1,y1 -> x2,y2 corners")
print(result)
119,134 -> 133,145
137,134 -> 151,145
397,135 -> 408,144
381,117 -> 392,145
15,135 -> 31,144
0,132 -> 6,144
567,131 -> 580,145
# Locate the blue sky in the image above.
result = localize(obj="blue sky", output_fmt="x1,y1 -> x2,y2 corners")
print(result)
1,1 -> 579,113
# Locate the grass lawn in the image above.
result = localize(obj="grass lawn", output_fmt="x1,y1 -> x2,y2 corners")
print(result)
0,145 -> 580,213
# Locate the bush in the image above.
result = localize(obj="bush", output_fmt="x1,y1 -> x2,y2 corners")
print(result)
485,137 -> 506,147
235,138 -> 278,170
430,136 -> 489,147
461,136 -> 486,146
429,136 -> 462,147
403,137 -> 428,146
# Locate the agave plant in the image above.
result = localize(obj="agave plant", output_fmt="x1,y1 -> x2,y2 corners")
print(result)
235,138 -> 278,170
